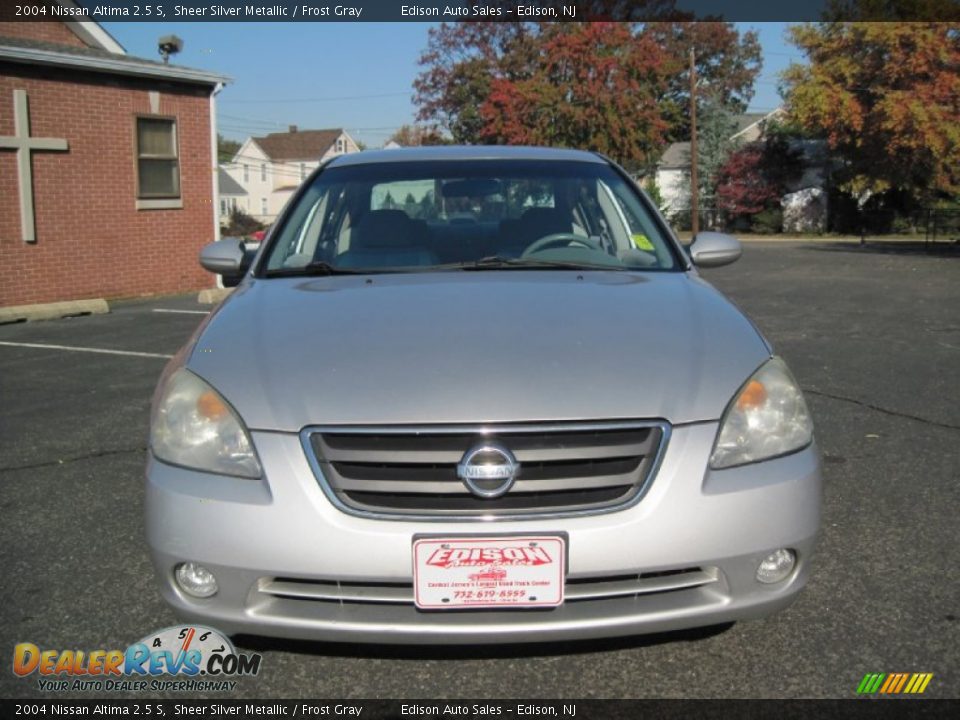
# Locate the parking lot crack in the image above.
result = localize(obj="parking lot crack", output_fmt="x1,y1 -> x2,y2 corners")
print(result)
0,446 -> 147,473
804,388 -> 960,431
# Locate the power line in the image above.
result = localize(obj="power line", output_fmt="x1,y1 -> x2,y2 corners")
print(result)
220,91 -> 413,105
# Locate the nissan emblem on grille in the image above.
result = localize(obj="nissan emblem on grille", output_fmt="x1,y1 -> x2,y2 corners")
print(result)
456,443 -> 520,498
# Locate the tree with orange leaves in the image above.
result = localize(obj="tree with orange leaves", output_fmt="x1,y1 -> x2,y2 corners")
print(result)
783,22 -> 960,202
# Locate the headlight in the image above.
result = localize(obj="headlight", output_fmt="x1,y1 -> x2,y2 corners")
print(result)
150,369 -> 262,478
710,357 -> 813,469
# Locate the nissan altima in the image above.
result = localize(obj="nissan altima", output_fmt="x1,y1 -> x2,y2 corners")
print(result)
146,146 -> 820,644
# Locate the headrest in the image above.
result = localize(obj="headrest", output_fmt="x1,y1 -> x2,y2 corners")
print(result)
354,209 -> 417,248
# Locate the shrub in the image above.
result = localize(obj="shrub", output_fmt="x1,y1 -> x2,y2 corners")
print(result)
751,207 -> 783,234
223,207 -> 264,238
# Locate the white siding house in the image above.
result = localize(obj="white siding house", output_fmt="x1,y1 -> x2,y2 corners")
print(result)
217,167 -> 248,225
222,126 -> 359,223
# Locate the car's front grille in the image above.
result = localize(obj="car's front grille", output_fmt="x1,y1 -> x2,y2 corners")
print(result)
257,567 -> 717,607
301,422 -> 669,520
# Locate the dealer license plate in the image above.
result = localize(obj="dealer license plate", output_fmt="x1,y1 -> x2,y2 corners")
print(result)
413,535 -> 566,609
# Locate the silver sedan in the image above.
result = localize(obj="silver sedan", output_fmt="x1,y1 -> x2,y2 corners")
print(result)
146,146 -> 820,644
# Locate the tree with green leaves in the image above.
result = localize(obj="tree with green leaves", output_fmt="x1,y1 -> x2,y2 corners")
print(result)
217,133 -> 241,163
642,177 -> 666,214
693,93 -> 740,227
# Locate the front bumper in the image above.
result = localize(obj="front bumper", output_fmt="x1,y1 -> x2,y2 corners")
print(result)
145,423 -> 821,644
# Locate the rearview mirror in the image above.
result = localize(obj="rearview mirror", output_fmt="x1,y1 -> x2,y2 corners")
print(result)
199,237 -> 254,287
689,232 -> 742,268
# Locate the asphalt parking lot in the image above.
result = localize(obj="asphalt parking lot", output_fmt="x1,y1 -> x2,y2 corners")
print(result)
1,240 -> 957,700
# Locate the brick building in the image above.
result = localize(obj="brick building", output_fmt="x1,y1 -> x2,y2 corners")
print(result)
0,10 -> 228,309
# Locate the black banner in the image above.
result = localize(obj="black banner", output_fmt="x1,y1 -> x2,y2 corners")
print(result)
1,699 -> 958,719
2,0 -> 960,23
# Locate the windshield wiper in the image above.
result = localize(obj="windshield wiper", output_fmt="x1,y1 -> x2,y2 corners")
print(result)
263,261 -> 374,277
451,256 -> 619,271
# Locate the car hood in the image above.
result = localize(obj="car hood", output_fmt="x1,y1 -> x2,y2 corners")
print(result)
186,271 -> 770,431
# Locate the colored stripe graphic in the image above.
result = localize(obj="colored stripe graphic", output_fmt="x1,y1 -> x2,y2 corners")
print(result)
857,673 -> 885,694
879,674 -> 897,693
857,673 -> 933,695
869,673 -> 886,693
893,673 -> 909,693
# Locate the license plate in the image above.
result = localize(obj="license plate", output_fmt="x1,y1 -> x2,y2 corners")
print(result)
412,535 -> 566,609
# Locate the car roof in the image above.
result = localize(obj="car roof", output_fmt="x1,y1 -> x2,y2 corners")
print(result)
327,145 -> 609,167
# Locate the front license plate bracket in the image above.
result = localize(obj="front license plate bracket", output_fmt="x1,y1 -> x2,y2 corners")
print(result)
412,534 -> 567,610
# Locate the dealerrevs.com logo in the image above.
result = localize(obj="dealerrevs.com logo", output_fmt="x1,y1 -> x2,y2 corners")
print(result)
13,626 -> 261,692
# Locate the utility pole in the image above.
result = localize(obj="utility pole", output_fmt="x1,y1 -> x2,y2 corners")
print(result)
689,47 -> 699,238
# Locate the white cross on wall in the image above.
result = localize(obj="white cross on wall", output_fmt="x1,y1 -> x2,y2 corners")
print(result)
0,89 -> 69,243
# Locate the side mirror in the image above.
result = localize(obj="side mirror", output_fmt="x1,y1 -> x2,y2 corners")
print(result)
199,237 -> 254,287
689,232 -> 742,268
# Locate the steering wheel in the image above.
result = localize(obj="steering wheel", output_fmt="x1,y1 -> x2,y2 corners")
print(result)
521,233 -> 605,257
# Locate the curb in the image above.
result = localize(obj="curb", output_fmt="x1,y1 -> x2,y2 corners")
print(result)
0,299 -> 109,324
197,287 -> 233,305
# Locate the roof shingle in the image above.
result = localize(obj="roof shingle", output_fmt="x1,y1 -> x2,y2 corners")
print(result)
218,169 -> 247,196
252,129 -> 343,162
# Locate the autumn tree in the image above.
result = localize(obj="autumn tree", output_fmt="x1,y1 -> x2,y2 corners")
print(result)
716,137 -> 802,211
479,23 -> 672,169
716,145 -> 778,217
413,23 -> 540,144
387,124 -> 448,147
413,19 -> 762,170
783,22 -> 960,202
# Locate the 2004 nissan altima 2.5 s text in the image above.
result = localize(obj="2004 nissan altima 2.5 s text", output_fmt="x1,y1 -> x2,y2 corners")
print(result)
146,146 -> 820,644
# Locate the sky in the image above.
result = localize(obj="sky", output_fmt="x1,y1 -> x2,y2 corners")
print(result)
103,21 -> 805,149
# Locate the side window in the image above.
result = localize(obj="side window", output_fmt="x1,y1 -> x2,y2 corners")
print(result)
135,117 -> 179,199
260,163 -> 267,182
243,164 -> 249,183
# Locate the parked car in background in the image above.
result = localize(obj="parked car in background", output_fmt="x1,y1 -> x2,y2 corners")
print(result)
147,146 -> 820,644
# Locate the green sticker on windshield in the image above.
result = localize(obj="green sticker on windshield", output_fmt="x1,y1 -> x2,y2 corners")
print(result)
632,233 -> 654,251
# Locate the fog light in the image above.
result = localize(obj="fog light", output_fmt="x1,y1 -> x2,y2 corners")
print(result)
175,562 -> 218,598
756,549 -> 796,584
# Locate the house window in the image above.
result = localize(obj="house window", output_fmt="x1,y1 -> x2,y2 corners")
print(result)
261,163 -> 267,182
261,198 -> 268,216
136,117 -> 179,198
243,164 -> 249,183
336,137 -> 344,153
300,163 -> 306,181
220,199 -> 227,216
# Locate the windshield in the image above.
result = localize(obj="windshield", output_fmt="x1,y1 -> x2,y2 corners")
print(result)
261,159 -> 680,274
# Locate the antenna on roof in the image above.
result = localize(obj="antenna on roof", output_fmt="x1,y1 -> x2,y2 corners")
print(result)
158,35 -> 184,64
